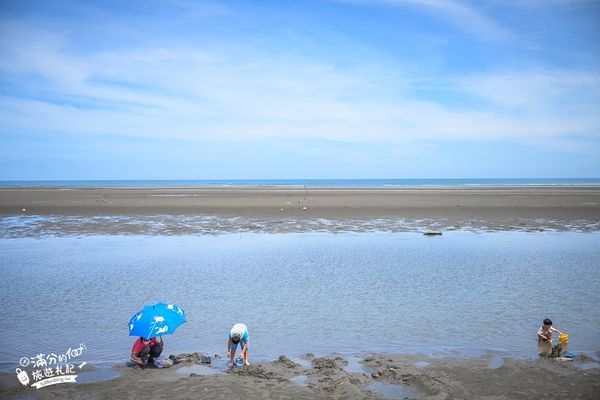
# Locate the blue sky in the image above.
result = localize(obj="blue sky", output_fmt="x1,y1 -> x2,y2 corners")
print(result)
1,0 -> 599,179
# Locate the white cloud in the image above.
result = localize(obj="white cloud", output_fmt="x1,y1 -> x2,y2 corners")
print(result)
0,22 -> 598,153
338,0 -> 515,42
452,70 -> 600,110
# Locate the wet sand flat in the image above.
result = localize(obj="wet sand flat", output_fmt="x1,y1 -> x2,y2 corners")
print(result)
1,186 -> 600,234
1,353 -> 599,399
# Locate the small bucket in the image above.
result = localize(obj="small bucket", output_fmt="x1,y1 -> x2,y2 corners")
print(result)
559,333 -> 569,344
234,357 -> 245,368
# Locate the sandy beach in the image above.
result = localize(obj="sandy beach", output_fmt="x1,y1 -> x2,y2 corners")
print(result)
2,187 -> 600,399
1,186 -> 600,235
1,352 -> 599,400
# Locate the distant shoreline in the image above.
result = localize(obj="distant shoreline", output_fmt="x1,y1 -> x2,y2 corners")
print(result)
2,178 -> 600,189
1,186 -> 599,236
3,185 -> 600,190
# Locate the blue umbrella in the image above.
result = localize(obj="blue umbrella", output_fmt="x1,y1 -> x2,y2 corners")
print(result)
128,302 -> 186,339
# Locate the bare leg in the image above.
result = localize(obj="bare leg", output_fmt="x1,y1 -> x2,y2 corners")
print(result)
242,344 -> 250,366
228,348 -> 235,367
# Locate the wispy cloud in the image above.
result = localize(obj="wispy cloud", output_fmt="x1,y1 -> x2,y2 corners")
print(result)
338,0 -> 515,42
0,15 -> 598,153
485,0 -> 600,8
1,1 -> 599,179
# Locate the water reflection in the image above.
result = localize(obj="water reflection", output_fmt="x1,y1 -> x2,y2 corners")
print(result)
537,340 -> 552,356
537,340 -> 568,357
367,381 -> 423,399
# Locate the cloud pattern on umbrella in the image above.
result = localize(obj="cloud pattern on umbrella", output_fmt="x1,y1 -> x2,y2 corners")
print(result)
128,303 -> 186,339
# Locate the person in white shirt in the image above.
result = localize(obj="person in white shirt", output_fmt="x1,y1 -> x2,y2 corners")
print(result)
227,323 -> 250,367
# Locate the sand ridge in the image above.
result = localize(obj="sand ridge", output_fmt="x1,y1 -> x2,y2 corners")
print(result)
1,186 -> 600,235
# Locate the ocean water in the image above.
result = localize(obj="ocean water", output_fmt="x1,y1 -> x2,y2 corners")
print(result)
0,232 -> 599,372
1,178 -> 600,188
